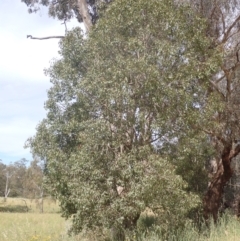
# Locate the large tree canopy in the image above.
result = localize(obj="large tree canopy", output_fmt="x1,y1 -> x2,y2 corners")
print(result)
26,0 -> 222,237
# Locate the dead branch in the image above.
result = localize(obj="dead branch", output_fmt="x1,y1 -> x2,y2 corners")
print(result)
27,35 -> 64,40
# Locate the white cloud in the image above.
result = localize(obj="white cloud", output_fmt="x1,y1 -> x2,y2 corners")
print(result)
0,0 -> 80,164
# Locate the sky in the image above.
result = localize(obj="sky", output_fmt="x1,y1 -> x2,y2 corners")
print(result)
0,0 -> 79,164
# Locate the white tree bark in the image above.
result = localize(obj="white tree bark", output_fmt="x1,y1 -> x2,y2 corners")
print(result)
77,0 -> 93,33
4,171 -> 12,202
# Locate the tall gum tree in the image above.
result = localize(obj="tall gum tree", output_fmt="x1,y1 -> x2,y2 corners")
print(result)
21,0 -> 113,33
189,0 -> 240,222
26,0 -> 221,235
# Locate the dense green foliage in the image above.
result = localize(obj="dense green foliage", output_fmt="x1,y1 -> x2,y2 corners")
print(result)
26,0 -> 222,237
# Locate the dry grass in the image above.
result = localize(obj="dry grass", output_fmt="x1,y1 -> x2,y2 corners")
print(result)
1,198 -> 240,241
0,198 -> 80,241
0,197 -> 61,213
0,212 -> 70,241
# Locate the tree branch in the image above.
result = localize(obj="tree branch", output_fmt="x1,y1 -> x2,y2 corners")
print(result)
221,14 -> 240,44
209,80 -> 225,98
230,143 -> 240,159
27,35 -> 64,40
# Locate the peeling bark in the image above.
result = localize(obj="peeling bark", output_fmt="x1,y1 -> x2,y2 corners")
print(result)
203,142 -> 240,222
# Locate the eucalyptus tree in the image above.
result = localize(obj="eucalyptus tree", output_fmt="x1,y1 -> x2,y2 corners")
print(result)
23,159 -> 44,199
188,0 -> 240,222
0,161 -> 7,197
21,0 -> 113,32
27,0 -> 220,236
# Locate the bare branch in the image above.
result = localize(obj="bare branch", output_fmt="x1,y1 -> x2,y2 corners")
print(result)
27,35 -> 64,40
223,30 -> 240,43
215,74 -> 225,83
221,14 -> 240,44
230,143 -> 240,159
220,9 -> 225,35
209,80 -> 225,98
202,128 -> 228,146
61,20 -> 68,33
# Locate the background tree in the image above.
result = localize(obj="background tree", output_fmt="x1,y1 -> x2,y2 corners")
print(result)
0,159 -> 28,200
27,0 -> 220,236
0,161 -> 7,197
3,170 -> 12,202
9,159 -> 28,198
23,159 -> 44,200
0,159 -> 44,200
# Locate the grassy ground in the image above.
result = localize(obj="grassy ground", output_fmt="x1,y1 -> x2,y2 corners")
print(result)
0,197 -> 77,241
1,198 -> 240,240
139,214 -> 240,241
0,197 -> 60,213
0,212 -> 73,241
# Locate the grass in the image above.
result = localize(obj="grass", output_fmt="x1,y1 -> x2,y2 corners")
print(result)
1,198 -> 240,240
137,213 -> 240,241
0,212 -> 72,241
0,197 -> 76,241
0,197 -> 61,213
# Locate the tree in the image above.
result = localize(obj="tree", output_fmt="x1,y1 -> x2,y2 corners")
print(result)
27,0 -> 220,236
23,159 -> 44,198
0,160 -> 28,200
10,159 -> 28,197
0,161 -> 7,197
22,159 -> 44,212
187,0 -> 240,222
21,0 -> 113,33
3,170 -> 12,202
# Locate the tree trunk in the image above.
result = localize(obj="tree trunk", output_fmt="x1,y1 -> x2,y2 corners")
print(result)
4,171 -> 11,202
77,0 -> 92,33
203,143 -> 240,222
40,190 -> 44,213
